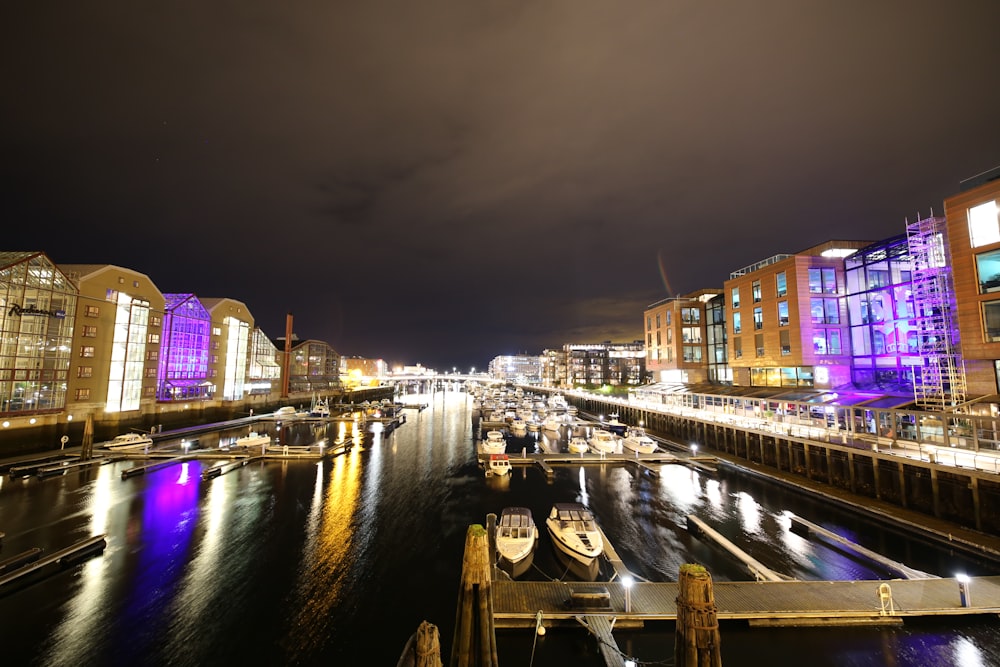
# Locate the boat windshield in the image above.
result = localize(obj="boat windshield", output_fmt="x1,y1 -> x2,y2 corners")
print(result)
557,508 -> 596,531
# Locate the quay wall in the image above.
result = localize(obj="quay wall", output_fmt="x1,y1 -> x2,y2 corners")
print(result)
0,386 -> 394,456
568,395 -> 1000,538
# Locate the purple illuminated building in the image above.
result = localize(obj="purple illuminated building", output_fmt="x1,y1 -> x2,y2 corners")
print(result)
157,294 -> 211,401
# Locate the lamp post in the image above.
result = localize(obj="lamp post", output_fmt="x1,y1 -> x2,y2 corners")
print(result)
691,444 -> 699,457
957,573 -> 972,607
622,574 -> 634,613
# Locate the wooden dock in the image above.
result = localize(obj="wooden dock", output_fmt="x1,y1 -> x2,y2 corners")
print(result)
491,576 -> 1000,628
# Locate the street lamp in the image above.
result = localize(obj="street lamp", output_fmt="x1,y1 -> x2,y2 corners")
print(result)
957,573 -> 972,607
691,444 -> 699,456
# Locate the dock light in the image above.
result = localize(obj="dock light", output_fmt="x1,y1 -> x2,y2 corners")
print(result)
29,418 -> 36,425
622,575 -> 634,612
67,414 -> 73,421
957,573 -> 972,607
691,444 -> 699,456
182,440 -> 190,453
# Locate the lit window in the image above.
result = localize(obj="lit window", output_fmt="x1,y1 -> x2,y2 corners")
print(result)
82,325 -> 97,338
731,287 -> 740,309
732,337 -> 742,358
969,200 -> 1000,248
148,333 -> 160,344
80,346 -> 95,358
75,388 -> 90,400
85,305 -> 100,317
77,366 -> 93,378
212,327 -> 222,336
753,307 -> 763,330
733,312 -> 742,334
752,280 -> 761,303
780,330 -> 791,355
776,272 -> 787,297
983,300 -> 1000,342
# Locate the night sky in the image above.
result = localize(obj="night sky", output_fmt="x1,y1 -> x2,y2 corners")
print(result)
4,2 -> 1000,371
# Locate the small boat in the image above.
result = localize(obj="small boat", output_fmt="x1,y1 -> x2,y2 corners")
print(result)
481,430 -> 507,455
604,413 -> 627,436
310,397 -> 331,418
510,417 -> 527,435
568,436 -> 589,454
588,429 -> 619,454
102,432 -> 153,451
541,414 -> 565,434
273,406 -> 300,420
546,503 -> 603,566
621,426 -> 657,454
233,431 -> 270,450
495,507 -> 538,578
487,454 -> 511,476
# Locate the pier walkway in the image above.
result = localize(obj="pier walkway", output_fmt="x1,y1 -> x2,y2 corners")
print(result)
492,575 -> 1000,628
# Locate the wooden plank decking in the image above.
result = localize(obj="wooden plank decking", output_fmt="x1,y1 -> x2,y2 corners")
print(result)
492,576 -> 1000,628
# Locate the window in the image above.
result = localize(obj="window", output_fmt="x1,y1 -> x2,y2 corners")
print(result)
731,287 -> 740,309
733,312 -> 742,334
211,355 -> 219,364
143,386 -> 155,397
148,333 -> 160,344
77,366 -> 93,378
977,249 -> 1000,293
733,337 -> 742,358
752,280 -> 761,303
106,289 -> 118,302
682,345 -> 703,363
212,341 -> 221,350
808,267 -> 838,294
753,307 -> 763,330
646,316 -> 652,331
810,298 -> 839,324
780,330 -> 791,356
150,315 -> 161,327
82,325 -> 97,338
75,388 -> 91,400
647,333 -> 652,346
777,301 -> 789,326
681,308 -> 700,324
145,368 -> 157,378
969,200 -> 1000,248
212,326 -> 222,336
655,313 -> 660,328
812,330 -> 842,355
984,300 -> 1000,342
666,311 -> 671,325
85,305 -> 100,317
755,333 -> 764,357
682,326 -> 702,343
146,350 -> 158,361
667,328 -> 672,343
80,346 -> 95,358
776,272 -> 787,297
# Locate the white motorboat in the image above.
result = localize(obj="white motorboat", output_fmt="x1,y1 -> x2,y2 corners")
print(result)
546,503 -> 604,566
621,426 -> 657,454
233,431 -> 271,450
310,398 -> 331,418
588,429 -> 619,454
481,430 -> 507,455
487,454 -> 511,476
495,507 -> 538,577
568,436 -> 589,454
102,432 -> 153,451
273,406 -> 300,420
541,414 -> 565,434
510,417 -> 527,435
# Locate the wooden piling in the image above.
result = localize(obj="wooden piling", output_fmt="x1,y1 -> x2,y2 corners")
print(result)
450,524 -> 498,667
675,563 -> 722,667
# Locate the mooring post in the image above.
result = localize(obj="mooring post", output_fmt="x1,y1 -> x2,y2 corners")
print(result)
675,563 -> 722,667
450,525 -> 498,667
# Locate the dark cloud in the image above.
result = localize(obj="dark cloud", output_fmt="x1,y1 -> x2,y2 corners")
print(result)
4,1 -> 1000,370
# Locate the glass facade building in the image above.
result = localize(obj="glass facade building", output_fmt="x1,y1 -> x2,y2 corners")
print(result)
158,294 -> 211,401
0,252 -> 76,414
845,235 -> 919,391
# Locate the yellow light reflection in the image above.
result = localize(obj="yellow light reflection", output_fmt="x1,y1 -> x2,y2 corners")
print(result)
42,464 -> 116,656
171,469 -> 230,624
704,479 -> 723,509
283,449 -> 362,661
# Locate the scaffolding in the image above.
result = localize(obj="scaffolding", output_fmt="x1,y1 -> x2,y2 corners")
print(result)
906,215 -> 966,409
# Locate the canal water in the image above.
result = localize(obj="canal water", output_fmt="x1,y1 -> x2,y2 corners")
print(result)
0,389 -> 998,666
